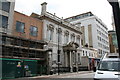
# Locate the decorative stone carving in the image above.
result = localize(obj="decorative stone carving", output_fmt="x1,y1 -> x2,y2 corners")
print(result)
47,24 -> 54,31
64,30 -> 69,36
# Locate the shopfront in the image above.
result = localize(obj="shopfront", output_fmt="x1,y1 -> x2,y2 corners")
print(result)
0,58 -> 47,79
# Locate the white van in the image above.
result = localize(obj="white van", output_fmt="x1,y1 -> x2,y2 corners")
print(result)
94,53 -> 120,80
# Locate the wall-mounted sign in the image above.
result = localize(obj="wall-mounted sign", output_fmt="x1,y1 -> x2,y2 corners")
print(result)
24,65 -> 29,69
17,62 -> 21,67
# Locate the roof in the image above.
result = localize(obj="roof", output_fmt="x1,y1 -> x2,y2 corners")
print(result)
107,53 -> 119,58
64,11 -> 93,21
108,30 -> 116,33
102,58 -> 120,61
102,53 -> 120,61
31,12 -> 82,34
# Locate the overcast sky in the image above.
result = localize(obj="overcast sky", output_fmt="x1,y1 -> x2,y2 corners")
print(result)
15,0 -> 113,30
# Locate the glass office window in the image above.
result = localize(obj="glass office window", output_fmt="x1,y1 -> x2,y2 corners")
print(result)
0,2 -> 10,12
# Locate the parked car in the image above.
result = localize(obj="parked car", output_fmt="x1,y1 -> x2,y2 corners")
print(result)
94,53 -> 120,80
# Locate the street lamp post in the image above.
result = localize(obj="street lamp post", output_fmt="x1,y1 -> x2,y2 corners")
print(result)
57,21 -> 62,75
108,0 -> 120,58
58,22 -> 60,75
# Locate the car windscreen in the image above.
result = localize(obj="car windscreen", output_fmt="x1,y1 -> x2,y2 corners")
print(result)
98,61 -> 120,71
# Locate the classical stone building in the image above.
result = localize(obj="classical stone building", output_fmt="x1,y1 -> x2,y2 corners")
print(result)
31,2 -> 82,73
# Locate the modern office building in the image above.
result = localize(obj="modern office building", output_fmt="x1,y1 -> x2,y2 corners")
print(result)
65,12 -> 110,57
0,0 -> 15,34
0,0 -> 15,79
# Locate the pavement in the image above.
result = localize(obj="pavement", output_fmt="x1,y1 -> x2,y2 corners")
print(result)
3,71 -> 93,80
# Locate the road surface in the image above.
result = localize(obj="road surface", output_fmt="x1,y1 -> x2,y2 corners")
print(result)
6,71 -> 95,80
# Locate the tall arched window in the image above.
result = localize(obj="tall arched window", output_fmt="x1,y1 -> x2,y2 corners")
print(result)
46,24 -> 54,41
64,30 -> 69,44
71,33 -> 75,42
76,35 -> 80,46
56,28 -> 62,44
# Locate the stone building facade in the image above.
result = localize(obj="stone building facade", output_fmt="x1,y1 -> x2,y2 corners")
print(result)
31,2 -> 82,72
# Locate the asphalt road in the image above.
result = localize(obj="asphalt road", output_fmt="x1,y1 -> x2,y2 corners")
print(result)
59,72 -> 95,78
39,72 -> 95,80
6,71 -> 120,80
56,72 -> 94,78
5,71 -> 95,80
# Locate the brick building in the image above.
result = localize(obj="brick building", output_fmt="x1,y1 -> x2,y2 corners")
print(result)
1,11 -> 50,79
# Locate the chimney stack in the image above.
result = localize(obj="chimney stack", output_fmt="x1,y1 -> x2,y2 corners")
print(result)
41,2 -> 47,15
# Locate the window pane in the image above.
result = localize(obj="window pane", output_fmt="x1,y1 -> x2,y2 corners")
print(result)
30,26 -> 38,36
64,35 -> 67,44
50,31 -> 52,40
73,36 -> 75,41
48,30 -> 50,40
0,15 -> 2,27
21,23 -> 25,32
98,61 -> 120,71
71,35 -> 75,42
2,36 -> 6,44
2,15 -> 8,28
16,21 -> 25,33
64,35 -> 69,44
1,2 -> 10,12
58,33 -> 62,43
0,1 -> 2,10
77,38 -> 80,45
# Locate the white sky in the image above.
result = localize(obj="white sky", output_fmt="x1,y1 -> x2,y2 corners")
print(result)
15,0 -> 113,30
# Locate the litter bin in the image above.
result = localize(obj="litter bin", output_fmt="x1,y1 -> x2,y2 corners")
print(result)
50,70 -> 54,75
25,70 -> 31,77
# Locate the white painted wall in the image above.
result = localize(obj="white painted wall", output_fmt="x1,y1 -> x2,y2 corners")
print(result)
70,16 -> 110,56
81,48 -> 98,58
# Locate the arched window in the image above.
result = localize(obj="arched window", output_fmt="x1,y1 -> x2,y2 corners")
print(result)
71,33 -> 75,42
76,35 -> 80,45
56,28 -> 62,44
46,24 -> 54,41
64,30 -> 69,44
